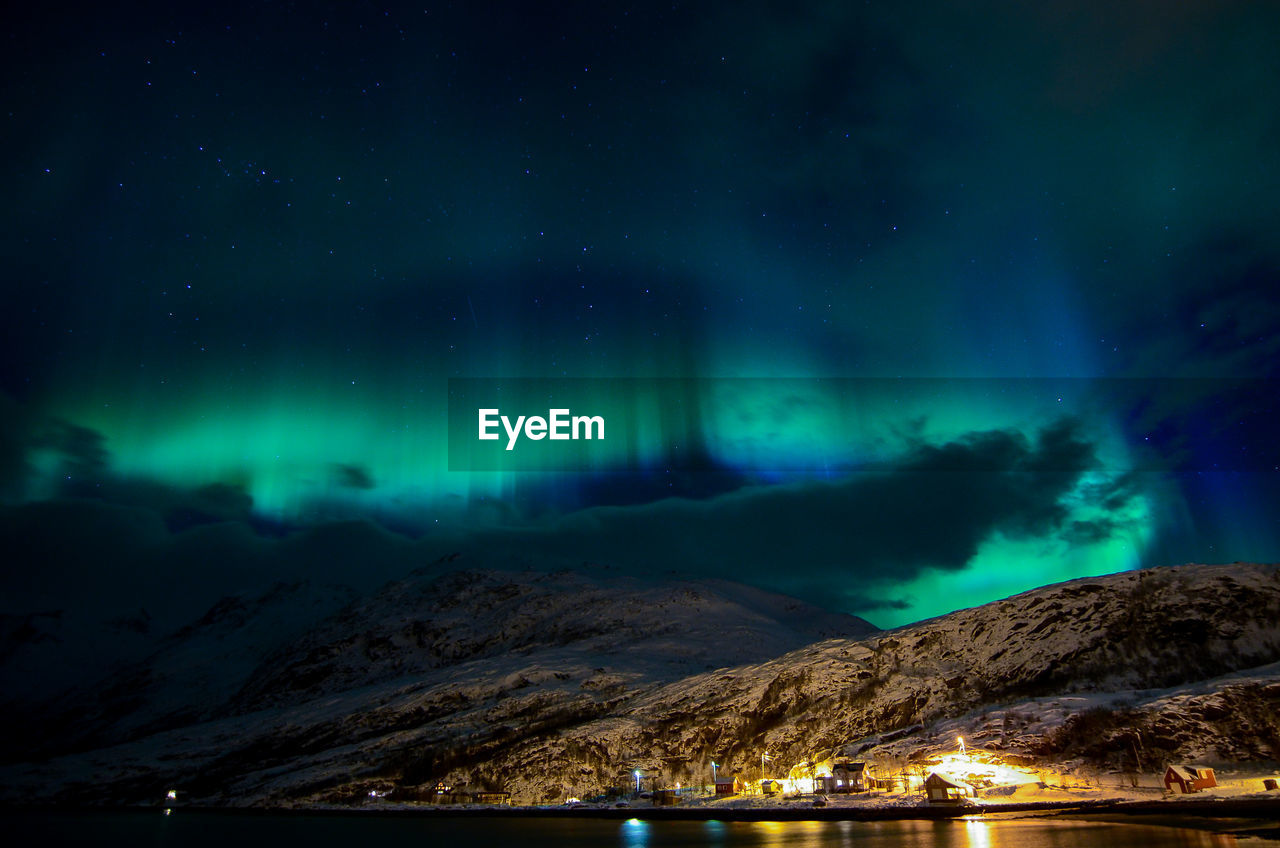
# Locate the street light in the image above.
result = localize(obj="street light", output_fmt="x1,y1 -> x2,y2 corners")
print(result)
634,769 -> 642,794
711,760 -> 718,793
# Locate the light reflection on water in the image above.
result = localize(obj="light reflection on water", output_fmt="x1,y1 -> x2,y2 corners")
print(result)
622,817 -> 650,847
2,811 -> 1247,847
966,818 -> 992,848
620,817 -> 1240,848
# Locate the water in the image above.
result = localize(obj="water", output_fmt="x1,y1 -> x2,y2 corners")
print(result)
2,810 -> 1259,847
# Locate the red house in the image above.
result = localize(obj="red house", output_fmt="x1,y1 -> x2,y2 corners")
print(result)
714,775 -> 745,795
1164,765 -> 1217,794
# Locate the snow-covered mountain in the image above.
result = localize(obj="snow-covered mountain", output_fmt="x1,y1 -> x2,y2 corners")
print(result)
0,560 -> 873,789
230,566 -> 875,713
15,581 -> 360,757
1,562 -> 1277,807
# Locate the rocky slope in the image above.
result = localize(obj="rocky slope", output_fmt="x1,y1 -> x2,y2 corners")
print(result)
1,562 -> 1277,807
490,562 -> 1280,801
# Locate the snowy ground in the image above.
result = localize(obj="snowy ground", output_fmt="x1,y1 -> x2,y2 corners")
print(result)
347,769 -> 1280,817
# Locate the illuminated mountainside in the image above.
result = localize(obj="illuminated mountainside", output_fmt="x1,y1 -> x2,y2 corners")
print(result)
2,563 -> 1279,806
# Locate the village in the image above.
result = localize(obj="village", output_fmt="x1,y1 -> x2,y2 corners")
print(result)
362,737 -> 1280,812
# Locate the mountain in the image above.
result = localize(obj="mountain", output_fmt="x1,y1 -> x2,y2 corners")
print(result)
0,561 -> 874,801
12,581 -> 360,757
0,607 -> 157,708
229,567 -> 876,713
1,562 -> 1277,807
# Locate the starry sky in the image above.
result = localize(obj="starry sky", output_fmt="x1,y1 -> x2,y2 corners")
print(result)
2,0 -> 1278,634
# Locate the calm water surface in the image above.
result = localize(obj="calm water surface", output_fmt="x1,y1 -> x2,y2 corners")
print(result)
4,810 -> 1261,847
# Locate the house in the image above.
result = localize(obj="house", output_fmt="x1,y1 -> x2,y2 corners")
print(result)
759,779 -> 783,796
924,772 -> 973,803
817,761 -> 873,793
472,791 -> 512,805
1164,765 -> 1217,794
652,789 -> 680,806
424,781 -> 472,804
714,775 -> 745,795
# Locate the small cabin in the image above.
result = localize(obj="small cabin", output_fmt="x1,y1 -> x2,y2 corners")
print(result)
425,781 -> 471,804
759,779 -> 783,796
714,775 -> 745,795
1164,765 -> 1217,794
472,791 -> 512,805
924,772 -> 973,803
652,789 -> 680,806
817,761 -> 873,794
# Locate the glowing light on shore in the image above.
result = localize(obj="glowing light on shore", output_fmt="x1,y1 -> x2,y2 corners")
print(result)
933,749 -> 1042,790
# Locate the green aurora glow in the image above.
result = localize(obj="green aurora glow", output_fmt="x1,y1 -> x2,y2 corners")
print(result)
2,1 -> 1279,627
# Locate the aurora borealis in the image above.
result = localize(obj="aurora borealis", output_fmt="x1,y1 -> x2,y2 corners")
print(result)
2,1 -> 1278,635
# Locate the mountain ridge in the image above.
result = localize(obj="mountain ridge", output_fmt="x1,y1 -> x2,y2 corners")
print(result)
1,562 -> 1277,806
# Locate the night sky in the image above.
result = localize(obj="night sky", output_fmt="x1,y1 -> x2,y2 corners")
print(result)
2,1 -> 1278,636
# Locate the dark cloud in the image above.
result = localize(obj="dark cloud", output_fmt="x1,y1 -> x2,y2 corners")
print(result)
0,405 -> 113,501
160,483 -> 256,532
35,421 -> 108,480
840,595 -> 911,614
1062,519 -> 1124,546
0,403 -> 433,649
330,464 -> 375,491
0,498 -> 435,644
463,418 -> 1139,614
896,417 -> 1097,473
0,411 -> 1135,633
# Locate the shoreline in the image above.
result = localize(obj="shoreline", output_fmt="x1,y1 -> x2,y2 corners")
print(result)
4,797 -> 1279,822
